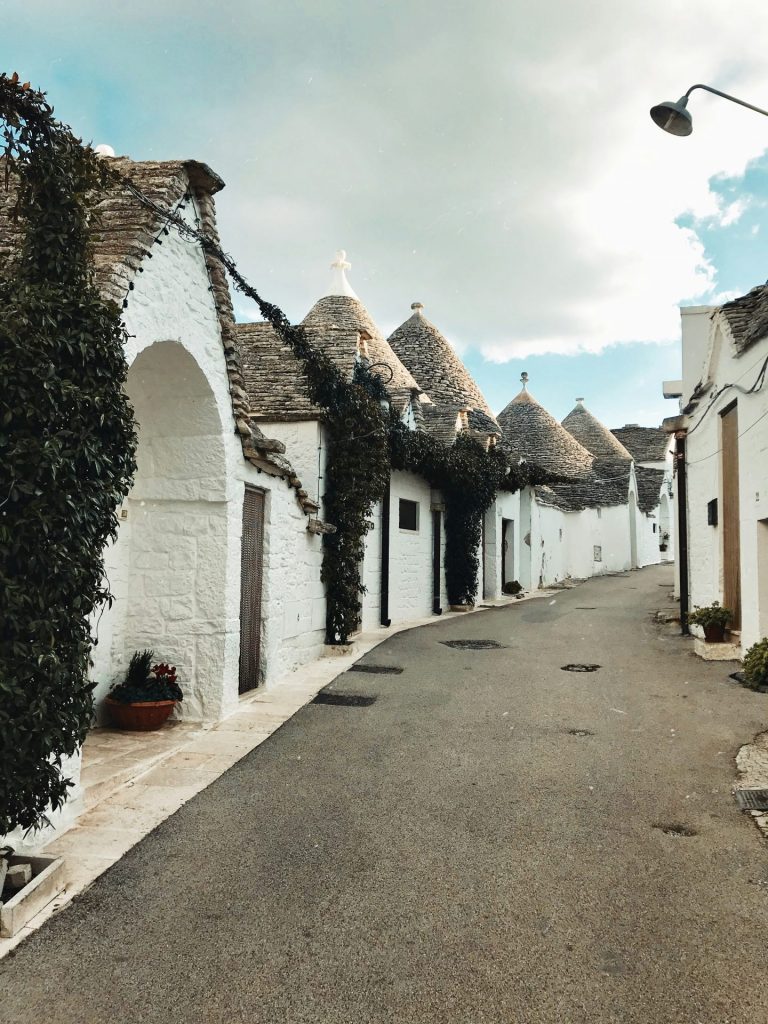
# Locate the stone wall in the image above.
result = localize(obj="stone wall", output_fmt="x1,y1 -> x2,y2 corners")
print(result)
92,197 -> 326,722
685,319 -> 768,648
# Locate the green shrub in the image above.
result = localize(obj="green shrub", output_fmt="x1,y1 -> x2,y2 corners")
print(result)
743,638 -> 768,691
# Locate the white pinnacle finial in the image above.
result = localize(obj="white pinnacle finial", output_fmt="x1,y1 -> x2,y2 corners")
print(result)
326,249 -> 358,299
94,144 -> 116,158
575,396 -> 585,406
520,371 -> 529,390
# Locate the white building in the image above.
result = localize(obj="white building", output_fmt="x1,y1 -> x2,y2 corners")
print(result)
1,157 -> 336,849
495,383 -> 672,588
86,158 -> 331,723
666,295 -> 768,650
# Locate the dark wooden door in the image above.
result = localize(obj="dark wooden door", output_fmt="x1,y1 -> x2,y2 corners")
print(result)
239,486 -> 265,693
721,403 -> 741,630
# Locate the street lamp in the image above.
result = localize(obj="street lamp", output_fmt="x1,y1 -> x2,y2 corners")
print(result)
650,84 -> 768,136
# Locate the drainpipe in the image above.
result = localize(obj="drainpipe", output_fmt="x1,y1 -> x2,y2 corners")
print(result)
380,481 -> 391,627
676,432 -> 690,634
432,509 -> 443,615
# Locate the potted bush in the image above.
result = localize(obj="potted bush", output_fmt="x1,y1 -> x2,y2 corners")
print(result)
742,638 -> 768,691
688,601 -> 732,643
105,650 -> 183,730
659,531 -> 670,552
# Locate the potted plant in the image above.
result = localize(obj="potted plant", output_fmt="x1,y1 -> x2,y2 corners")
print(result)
659,531 -> 670,552
742,638 -> 768,691
105,650 -> 183,730
688,601 -> 732,643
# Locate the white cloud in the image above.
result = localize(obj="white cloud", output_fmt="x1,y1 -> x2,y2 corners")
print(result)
200,0 -> 768,361
21,0 -> 768,362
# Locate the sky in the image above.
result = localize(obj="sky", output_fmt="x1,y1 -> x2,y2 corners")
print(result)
6,0 -> 768,428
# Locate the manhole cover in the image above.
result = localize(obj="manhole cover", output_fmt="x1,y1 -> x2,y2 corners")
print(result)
561,664 -> 601,673
312,693 -> 378,707
566,728 -> 594,737
652,823 -> 697,837
347,664 -> 403,675
734,789 -> 768,811
441,639 -> 507,650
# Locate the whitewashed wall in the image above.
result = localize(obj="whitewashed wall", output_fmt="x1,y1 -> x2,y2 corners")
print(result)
483,491 -> 521,599
527,498 -> 632,587
92,198 -> 325,723
361,470 -> 441,628
388,470 -> 435,622
684,319 -> 768,648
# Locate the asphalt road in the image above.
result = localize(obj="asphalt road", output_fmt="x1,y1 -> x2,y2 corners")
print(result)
3,565 -> 768,1023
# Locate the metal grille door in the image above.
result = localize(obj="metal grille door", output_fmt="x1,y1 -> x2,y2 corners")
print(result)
239,486 -> 265,693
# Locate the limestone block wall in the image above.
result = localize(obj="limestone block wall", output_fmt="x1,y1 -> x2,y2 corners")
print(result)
527,500 -> 632,588
249,466 -> 326,692
685,323 -> 768,648
90,197 -> 326,722
361,499 -> 383,631
388,471 -> 436,622
483,491 -> 522,599
260,420 -> 327,512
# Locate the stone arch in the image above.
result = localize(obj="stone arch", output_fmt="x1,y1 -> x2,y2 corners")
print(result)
97,341 -> 232,721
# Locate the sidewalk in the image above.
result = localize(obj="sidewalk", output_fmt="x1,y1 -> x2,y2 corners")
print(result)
0,592 -> 546,958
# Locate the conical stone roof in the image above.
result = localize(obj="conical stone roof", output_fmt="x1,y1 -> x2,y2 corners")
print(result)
497,388 -> 594,478
302,256 -> 424,412
562,400 -> 633,463
387,303 -> 500,437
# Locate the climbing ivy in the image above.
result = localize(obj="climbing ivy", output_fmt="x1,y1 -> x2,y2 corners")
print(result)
0,75 -> 137,835
390,425 -> 546,607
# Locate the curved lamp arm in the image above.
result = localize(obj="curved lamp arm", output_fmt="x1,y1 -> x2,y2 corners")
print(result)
684,83 -> 768,119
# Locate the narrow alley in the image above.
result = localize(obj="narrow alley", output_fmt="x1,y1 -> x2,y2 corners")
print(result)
2,566 -> 766,1023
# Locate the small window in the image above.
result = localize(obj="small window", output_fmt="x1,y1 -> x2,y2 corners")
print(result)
399,499 -> 419,531
593,545 -> 602,562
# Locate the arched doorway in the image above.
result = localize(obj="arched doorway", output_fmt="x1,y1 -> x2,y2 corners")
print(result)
98,341 -> 232,721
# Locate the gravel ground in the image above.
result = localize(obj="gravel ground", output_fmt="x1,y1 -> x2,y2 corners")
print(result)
2,564 -> 767,1023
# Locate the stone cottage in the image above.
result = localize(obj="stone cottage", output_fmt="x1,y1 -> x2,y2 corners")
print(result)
496,384 -> 664,586
0,156 -> 333,725
238,253 -> 455,631
385,302 -> 518,601
665,293 -> 768,650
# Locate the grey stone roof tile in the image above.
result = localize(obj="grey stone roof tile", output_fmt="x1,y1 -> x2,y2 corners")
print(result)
302,295 -> 422,411
562,402 -> 633,462
611,425 -> 670,463
497,388 -> 594,479
387,306 -> 501,437
720,284 -> 768,355
635,466 -> 666,513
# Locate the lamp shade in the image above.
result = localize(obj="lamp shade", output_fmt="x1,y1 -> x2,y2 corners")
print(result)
650,97 -> 693,136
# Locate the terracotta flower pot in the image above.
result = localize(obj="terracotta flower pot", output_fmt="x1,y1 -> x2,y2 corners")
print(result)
703,624 -> 726,643
105,697 -> 177,731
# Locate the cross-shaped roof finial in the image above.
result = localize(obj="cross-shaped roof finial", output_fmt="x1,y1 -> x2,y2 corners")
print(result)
326,249 -> 358,299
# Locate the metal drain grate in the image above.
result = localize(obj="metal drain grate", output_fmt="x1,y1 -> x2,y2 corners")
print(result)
575,607 -> 597,610
441,639 -> 507,651
734,789 -> 768,811
561,663 -> 601,672
312,692 -> 378,707
566,728 -> 594,737
347,664 -> 403,675
653,823 -> 697,837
